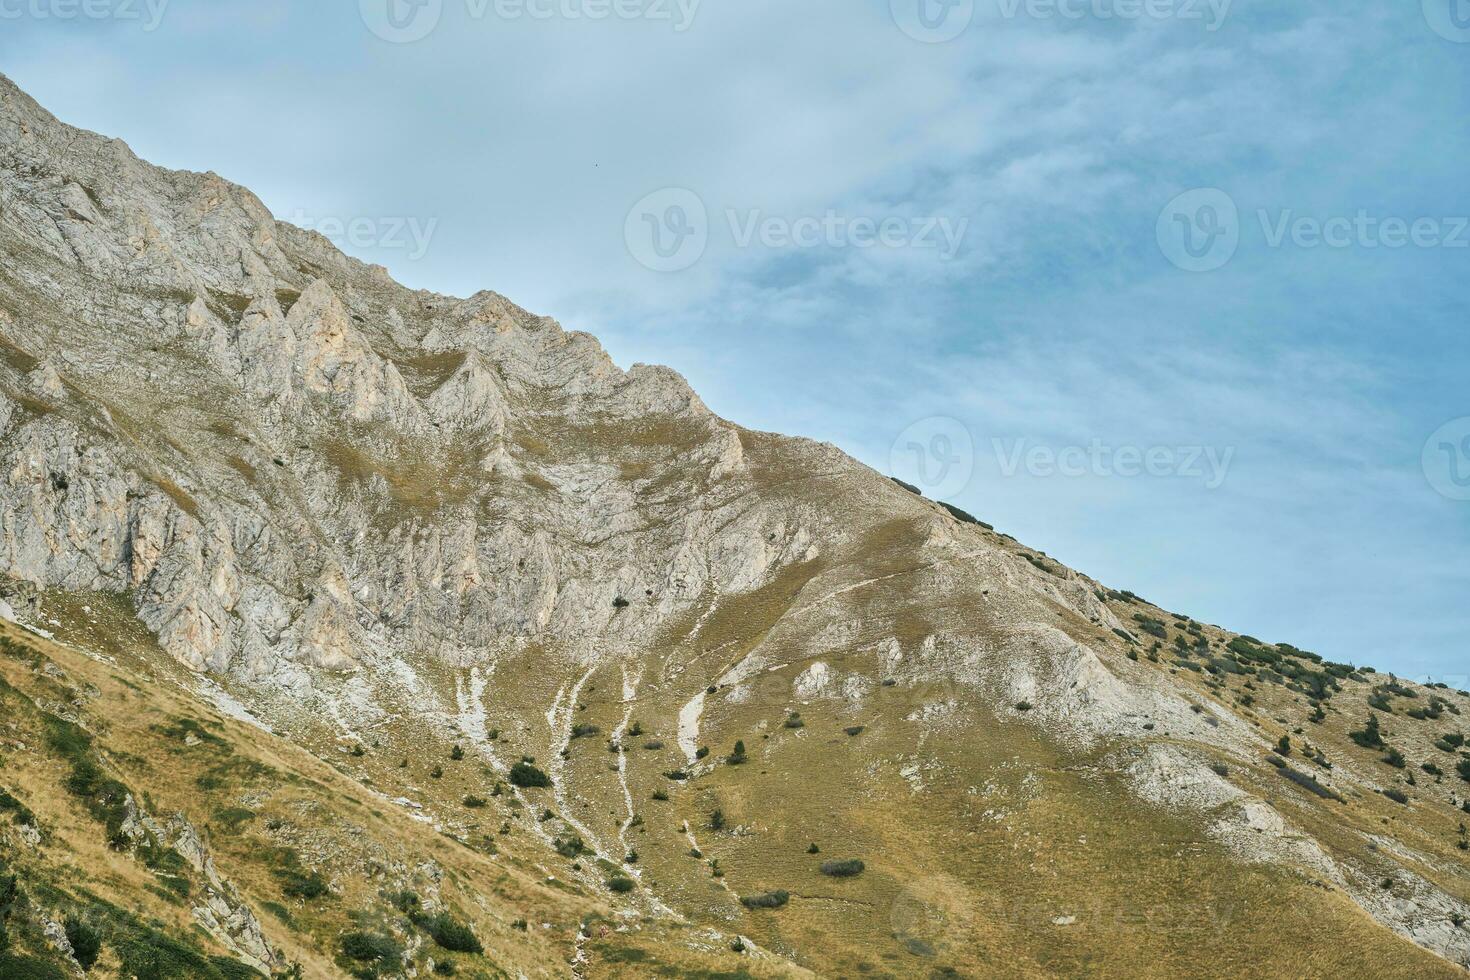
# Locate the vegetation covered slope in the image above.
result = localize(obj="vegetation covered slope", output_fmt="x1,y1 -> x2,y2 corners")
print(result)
0,614 -> 793,978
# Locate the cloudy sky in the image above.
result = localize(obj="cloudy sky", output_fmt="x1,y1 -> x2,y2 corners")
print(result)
3,0 -> 1468,679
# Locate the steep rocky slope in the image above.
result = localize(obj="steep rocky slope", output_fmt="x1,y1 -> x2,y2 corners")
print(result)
2,73 -> 1469,978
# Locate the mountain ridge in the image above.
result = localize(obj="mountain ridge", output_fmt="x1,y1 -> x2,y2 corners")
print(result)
3,73 -> 1470,978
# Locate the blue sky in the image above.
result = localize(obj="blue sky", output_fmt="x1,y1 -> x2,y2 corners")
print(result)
3,0 -> 1468,680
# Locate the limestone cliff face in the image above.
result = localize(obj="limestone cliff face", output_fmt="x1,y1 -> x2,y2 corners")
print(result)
0,71 -> 834,681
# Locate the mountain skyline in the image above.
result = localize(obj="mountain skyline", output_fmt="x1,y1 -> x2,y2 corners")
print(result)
3,67 -> 1470,978
3,0 -> 1468,681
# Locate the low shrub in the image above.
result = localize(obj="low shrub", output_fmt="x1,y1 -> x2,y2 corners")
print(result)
275,868 -> 329,900
65,916 -> 101,970
509,762 -> 551,788
417,913 -> 482,954
1349,715 -> 1385,750
1384,788 -> 1409,805
340,930 -> 403,969
0,790 -> 34,827
740,890 -> 790,910
607,877 -> 636,894
819,859 -> 865,878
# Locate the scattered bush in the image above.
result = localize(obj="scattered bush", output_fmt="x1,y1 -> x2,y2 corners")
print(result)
1277,766 -> 1343,802
612,597 -> 630,610
695,746 -> 710,760
939,502 -> 988,527
819,859 -> 865,878
1015,701 -> 1033,712
571,725 -> 600,740
276,868 -> 330,900
0,790 -> 34,827
710,809 -> 726,831
463,795 -> 487,808
417,913 -> 482,954
509,762 -> 551,788
891,477 -> 922,496
642,740 -> 664,751
784,714 -> 804,729
1384,788 -> 1410,805
388,890 -> 421,913
807,843 -> 821,854
727,741 -> 748,765
607,877 -> 636,894
844,726 -> 865,737
1349,715 -> 1385,750
340,931 -> 403,970
450,744 -> 465,761
1132,614 -> 1168,639
740,890 -> 790,910
651,789 -> 669,801
65,916 -> 101,971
